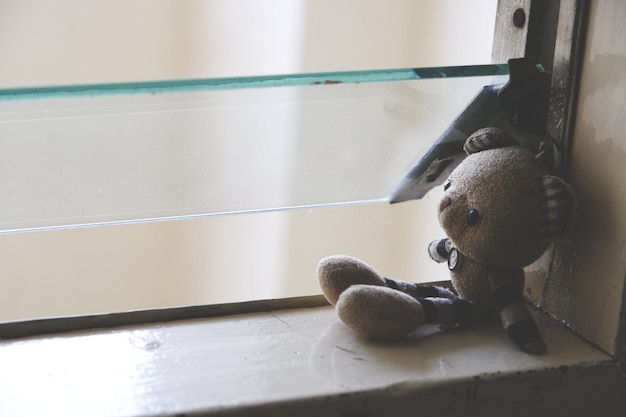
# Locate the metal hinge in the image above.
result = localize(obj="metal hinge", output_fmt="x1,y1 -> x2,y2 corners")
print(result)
390,0 -> 588,203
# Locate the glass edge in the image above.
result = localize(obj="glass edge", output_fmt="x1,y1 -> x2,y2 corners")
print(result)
0,198 -> 389,236
0,64 -> 509,101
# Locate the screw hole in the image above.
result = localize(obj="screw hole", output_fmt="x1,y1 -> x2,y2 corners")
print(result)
513,8 -> 526,28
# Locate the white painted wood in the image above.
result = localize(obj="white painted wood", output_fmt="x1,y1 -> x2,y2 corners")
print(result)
492,0 -> 531,62
0,305 -> 621,416
525,0 -> 626,361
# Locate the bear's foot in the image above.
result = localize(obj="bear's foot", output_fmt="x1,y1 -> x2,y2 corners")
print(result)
336,284 -> 425,340
317,255 -> 386,305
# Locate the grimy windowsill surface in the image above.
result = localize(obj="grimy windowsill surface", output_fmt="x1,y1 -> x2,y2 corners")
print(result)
1,300 -> 625,417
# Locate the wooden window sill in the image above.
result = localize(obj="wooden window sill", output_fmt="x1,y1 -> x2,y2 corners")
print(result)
1,298 -> 625,416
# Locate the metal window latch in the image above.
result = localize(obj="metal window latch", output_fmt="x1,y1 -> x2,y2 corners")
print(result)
390,0 -> 588,203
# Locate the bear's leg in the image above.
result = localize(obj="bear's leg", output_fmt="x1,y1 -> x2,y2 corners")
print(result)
383,277 -> 457,300
414,297 -> 491,328
317,255 -> 455,305
335,285 -> 490,341
488,267 -> 547,354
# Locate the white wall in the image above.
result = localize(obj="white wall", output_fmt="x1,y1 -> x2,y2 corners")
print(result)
0,0 -> 497,321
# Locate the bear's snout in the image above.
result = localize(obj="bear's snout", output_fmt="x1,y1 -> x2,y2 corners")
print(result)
439,196 -> 452,213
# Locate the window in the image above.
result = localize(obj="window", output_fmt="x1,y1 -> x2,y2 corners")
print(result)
0,0 -> 498,322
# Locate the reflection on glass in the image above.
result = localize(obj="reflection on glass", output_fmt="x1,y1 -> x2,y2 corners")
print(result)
0,66 -> 507,234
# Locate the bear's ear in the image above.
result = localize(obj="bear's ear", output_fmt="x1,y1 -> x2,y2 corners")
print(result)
540,176 -> 577,238
463,127 -> 519,155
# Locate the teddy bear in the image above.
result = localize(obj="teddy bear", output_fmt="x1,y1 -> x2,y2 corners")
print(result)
317,127 -> 576,354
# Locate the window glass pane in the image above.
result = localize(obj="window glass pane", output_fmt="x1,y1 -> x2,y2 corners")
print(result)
0,67 -> 507,234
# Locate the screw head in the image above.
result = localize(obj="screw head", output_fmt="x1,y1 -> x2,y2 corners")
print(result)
513,8 -> 526,28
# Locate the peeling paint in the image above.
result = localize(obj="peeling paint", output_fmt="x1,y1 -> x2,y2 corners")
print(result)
532,0 -> 626,361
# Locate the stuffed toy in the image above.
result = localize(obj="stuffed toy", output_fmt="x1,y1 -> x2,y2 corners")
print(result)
317,127 -> 576,354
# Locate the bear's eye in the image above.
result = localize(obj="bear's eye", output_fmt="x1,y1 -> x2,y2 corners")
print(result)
467,209 -> 480,226
443,180 -> 451,191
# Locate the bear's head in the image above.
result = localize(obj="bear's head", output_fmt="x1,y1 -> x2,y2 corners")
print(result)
438,128 -> 575,267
